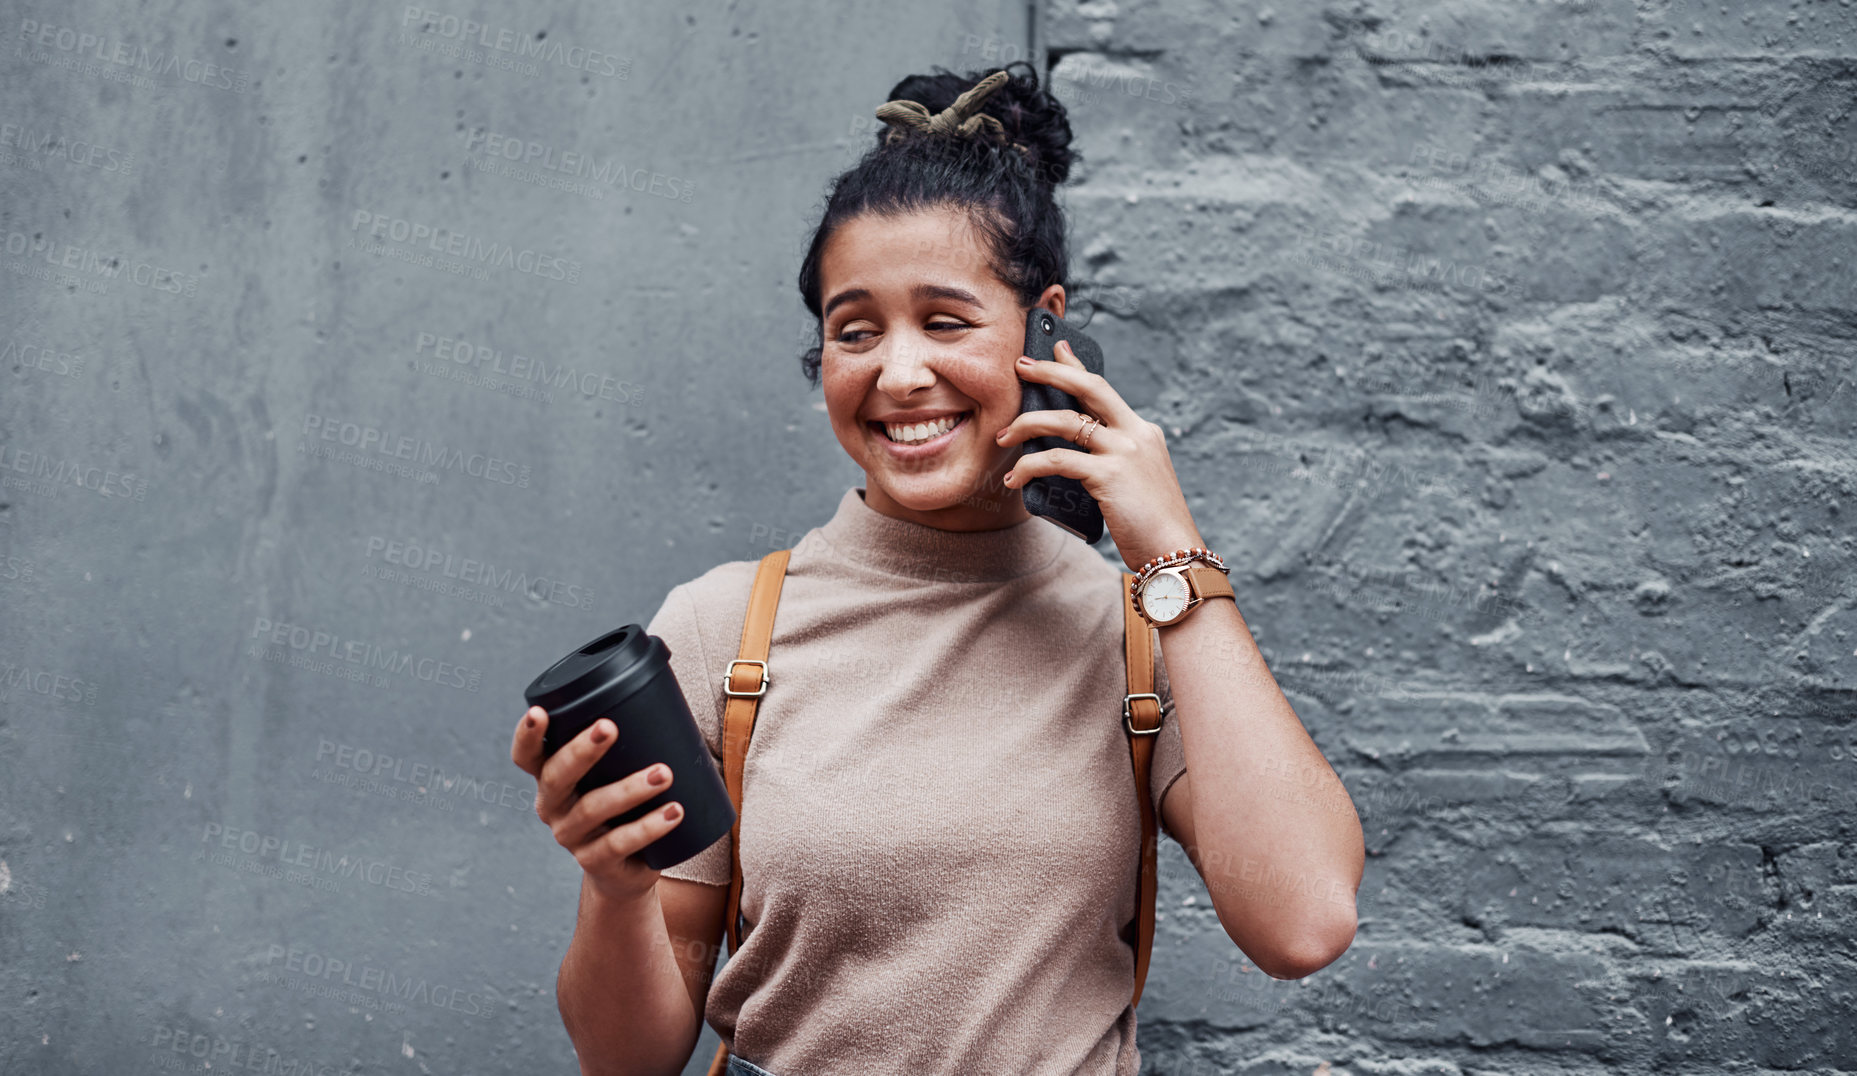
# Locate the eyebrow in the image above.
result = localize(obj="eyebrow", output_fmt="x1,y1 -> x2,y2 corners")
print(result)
822,283 -> 984,321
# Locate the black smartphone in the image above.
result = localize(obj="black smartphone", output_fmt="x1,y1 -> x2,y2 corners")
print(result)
1017,306 -> 1106,543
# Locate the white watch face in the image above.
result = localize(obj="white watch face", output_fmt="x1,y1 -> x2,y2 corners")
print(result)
1140,571 -> 1190,623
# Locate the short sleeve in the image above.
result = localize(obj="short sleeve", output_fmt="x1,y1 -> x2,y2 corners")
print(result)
1148,630 -> 1188,839
646,583 -> 732,887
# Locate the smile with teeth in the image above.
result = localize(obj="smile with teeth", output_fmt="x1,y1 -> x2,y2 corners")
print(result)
877,411 -> 970,445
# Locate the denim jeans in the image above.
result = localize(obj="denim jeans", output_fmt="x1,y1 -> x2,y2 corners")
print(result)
726,1055 -> 779,1076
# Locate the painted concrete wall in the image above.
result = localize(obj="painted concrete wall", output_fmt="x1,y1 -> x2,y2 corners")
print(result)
0,2 -> 1028,1073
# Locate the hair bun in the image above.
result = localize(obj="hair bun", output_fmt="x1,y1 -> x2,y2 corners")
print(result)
879,60 -> 1076,185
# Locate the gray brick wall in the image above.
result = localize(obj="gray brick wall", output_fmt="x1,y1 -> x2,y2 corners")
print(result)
1038,1 -> 1855,1072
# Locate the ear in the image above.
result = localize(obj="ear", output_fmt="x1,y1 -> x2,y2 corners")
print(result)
1035,284 -> 1066,321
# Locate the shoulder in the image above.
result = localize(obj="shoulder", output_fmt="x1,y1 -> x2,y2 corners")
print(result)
672,555 -> 767,605
644,555 -> 784,752
650,556 -> 768,642
1049,539 -> 1135,594
1024,540 -> 1139,644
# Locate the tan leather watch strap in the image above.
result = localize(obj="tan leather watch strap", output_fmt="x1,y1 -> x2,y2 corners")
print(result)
1121,570 -> 1163,1009
1184,560 -> 1235,610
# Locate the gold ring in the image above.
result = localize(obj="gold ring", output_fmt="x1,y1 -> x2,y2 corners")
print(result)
1076,414 -> 1099,449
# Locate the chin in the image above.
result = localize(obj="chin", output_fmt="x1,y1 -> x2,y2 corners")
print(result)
871,470 -> 972,509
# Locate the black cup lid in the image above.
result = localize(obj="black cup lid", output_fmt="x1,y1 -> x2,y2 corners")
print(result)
524,624 -> 661,715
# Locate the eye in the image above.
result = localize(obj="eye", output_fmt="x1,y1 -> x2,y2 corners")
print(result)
834,319 -> 967,343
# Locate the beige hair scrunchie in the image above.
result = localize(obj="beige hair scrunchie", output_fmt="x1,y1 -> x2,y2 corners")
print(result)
874,70 -> 1030,158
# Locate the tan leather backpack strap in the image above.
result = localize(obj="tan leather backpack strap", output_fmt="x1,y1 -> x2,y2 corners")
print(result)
1121,571 -> 1163,1009
723,548 -> 790,953
710,548 -> 790,1076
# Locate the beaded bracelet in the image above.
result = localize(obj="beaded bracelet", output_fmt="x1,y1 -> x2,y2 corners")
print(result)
1129,546 -> 1229,600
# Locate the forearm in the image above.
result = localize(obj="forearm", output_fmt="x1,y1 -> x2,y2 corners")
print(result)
1165,595 -> 1365,969
557,878 -> 699,1076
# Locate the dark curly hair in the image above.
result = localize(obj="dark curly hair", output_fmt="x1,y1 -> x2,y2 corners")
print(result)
795,60 -> 1078,389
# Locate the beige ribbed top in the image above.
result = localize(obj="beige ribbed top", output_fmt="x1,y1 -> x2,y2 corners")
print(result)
647,485 -> 1188,1075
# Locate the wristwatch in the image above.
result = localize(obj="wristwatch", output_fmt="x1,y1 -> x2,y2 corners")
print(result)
1133,560 -> 1236,628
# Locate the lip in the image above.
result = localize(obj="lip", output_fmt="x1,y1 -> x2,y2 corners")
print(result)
868,410 -> 972,458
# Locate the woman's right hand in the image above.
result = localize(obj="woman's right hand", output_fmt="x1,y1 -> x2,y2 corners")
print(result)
510,705 -> 686,906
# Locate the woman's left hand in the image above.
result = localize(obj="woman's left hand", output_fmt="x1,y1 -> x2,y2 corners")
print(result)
993,339 -> 1209,572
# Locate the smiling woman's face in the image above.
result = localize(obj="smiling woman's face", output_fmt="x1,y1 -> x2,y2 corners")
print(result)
817,203 -> 1063,532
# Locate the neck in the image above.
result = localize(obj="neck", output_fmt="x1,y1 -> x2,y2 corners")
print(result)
816,484 -> 1062,582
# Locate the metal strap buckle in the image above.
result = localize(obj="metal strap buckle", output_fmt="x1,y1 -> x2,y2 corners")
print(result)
722,659 -> 769,698
1123,692 -> 1163,736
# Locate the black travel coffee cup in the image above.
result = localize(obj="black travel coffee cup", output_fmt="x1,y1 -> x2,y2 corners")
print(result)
523,625 -> 734,871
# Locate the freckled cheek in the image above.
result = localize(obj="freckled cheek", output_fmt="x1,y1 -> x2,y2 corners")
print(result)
819,362 -> 872,430
938,357 -> 1018,413
974,374 -> 1022,422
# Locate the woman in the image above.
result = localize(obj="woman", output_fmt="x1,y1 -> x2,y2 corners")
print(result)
510,62 -> 1364,1076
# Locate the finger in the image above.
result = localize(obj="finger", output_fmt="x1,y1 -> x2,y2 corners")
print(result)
511,706 -> 547,779
1014,355 -> 1139,429
1054,338 -> 1087,368
1004,446 -> 1099,488
554,762 -> 674,849
996,408 -> 1113,450
573,801 -> 686,875
537,718 -> 617,822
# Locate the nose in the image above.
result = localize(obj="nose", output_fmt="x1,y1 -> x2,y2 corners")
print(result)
873,330 -> 937,399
